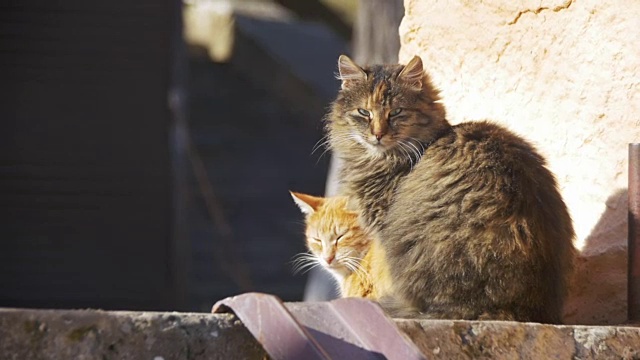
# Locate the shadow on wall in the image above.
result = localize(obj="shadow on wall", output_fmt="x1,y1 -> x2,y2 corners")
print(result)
564,188 -> 628,325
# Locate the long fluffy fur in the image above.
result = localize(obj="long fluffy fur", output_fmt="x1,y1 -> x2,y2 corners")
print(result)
325,55 -> 576,323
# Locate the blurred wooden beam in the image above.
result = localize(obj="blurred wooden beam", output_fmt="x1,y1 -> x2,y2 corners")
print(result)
353,0 -> 404,65
273,0 -> 352,40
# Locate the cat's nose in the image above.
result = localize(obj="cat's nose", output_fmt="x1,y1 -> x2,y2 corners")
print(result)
370,120 -> 387,141
371,130 -> 386,142
325,254 -> 335,264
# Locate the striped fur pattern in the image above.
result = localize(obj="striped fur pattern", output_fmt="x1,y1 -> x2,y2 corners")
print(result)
325,55 -> 576,323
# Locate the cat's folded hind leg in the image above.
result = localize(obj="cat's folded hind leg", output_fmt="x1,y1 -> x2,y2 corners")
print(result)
377,295 -> 425,319
379,295 -> 503,320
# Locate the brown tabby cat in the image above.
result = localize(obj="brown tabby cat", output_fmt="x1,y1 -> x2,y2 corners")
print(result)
325,55 -> 576,323
290,191 -> 392,299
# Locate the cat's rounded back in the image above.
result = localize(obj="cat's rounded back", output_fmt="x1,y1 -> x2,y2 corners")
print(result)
384,120 -> 576,323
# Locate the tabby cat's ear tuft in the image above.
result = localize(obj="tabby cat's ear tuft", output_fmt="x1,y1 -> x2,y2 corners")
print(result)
337,55 -> 366,90
290,191 -> 324,215
398,55 -> 424,91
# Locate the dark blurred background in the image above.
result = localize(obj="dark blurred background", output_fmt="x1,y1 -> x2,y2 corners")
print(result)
0,0 -> 402,312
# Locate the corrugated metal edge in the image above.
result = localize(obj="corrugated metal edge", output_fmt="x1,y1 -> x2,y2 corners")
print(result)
324,297 -> 426,359
212,292 -> 426,360
213,293 -> 330,359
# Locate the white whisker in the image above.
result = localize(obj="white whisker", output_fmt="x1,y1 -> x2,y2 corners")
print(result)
316,134 -> 355,162
293,261 -> 319,275
290,253 -> 321,275
343,256 -> 367,281
316,136 -> 350,164
408,137 -> 426,155
406,139 -> 423,160
311,136 -> 330,155
397,141 -> 415,169
405,142 -> 417,166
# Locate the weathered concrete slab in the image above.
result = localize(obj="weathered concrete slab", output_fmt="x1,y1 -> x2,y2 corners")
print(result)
0,308 -> 266,360
398,319 -> 640,359
2,306 -> 640,359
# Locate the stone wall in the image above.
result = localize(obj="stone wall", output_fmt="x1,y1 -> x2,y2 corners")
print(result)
399,0 -> 640,324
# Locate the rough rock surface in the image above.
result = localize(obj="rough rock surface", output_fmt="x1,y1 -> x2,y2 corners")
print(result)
0,308 -> 266,360
400,319 -> 640,359
2,307 -> 640,359
399,0 -> 640,324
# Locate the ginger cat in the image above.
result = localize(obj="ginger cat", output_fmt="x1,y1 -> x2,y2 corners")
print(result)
290,192 -> 391,299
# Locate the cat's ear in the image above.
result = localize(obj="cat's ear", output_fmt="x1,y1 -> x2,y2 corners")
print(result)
398,55 -> 424,91
337,55 -> 366,90
290,191 -> 324,215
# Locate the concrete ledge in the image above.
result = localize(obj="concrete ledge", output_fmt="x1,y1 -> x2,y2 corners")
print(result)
2,307 -> 640,359
0,308 -> 266,360
398,319 -> 640,359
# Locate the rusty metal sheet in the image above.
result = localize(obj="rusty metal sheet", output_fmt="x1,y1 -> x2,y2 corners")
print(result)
629,143 -> 640,321
212,293 -> 426,360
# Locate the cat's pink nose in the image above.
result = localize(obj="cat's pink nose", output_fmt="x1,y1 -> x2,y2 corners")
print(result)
371,126 -> 386,142
325,254 -> 335,264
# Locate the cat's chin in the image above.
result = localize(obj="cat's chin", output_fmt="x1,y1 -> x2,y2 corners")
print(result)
352,136 -> 390,156
365,148 -> 386,159
363,142 -> 395,158
324,264 -> 350,279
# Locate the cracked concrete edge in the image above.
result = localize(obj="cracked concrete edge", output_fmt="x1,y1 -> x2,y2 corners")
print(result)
0,308 -> 267,360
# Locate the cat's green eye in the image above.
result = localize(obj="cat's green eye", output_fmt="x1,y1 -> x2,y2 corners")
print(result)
389,108 -> 402,117
357,108 -> 371,117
